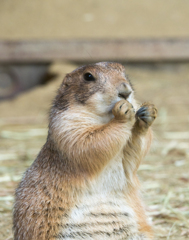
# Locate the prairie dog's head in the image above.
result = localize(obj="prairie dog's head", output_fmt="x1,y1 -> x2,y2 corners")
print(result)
53,62 -> 135,118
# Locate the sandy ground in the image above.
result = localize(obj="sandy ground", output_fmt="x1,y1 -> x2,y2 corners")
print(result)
0,62 -> 189,239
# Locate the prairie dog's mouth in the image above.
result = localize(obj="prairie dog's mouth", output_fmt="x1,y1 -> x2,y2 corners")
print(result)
118,91 -> 131,100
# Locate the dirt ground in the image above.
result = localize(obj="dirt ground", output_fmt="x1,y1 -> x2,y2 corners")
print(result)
0,1 -> 189,239
0,62 -> 189,240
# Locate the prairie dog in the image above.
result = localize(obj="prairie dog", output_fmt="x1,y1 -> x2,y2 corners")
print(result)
13,62 -> 157,240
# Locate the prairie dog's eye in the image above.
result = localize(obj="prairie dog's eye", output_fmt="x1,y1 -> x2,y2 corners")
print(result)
84,73 -> 95,81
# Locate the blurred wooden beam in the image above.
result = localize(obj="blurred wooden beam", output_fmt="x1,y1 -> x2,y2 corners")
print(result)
0,39 -> 189,62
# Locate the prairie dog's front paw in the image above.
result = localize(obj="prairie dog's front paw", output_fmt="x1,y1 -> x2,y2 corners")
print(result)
136,102 -> 157,128
112,100 -> 135,122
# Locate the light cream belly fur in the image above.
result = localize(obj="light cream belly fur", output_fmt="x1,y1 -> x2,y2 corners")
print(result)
57,155 -> 146,240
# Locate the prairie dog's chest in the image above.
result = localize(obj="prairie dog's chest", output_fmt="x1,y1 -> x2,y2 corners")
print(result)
58,156 -> 137,239
92,153 -> 127,192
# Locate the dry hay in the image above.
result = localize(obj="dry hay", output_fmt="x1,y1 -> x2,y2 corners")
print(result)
0,62 -> 189,240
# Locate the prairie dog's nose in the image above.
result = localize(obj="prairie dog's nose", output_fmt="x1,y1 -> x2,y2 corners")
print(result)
117,82 -> 131,100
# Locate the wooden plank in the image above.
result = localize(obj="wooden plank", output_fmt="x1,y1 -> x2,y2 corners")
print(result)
0,39 -> 189,62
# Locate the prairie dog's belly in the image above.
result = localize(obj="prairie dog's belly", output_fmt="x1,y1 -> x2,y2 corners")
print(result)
58,194 -> 138,240
57,157 -> 139,240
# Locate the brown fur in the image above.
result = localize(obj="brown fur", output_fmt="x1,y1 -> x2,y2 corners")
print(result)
13,62 -> 157,240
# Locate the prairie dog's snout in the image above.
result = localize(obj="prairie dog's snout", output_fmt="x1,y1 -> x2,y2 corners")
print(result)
117,82 -> 132,100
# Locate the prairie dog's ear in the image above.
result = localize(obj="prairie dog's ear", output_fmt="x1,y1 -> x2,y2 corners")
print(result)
62,74 -> 72,86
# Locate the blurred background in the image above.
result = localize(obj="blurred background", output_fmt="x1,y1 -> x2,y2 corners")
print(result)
0,0 -> 189,239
